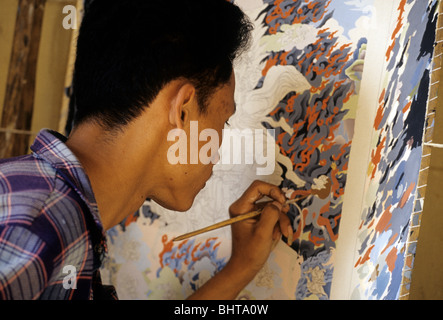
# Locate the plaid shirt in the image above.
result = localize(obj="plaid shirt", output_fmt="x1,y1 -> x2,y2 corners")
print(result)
0,129 -> 117,299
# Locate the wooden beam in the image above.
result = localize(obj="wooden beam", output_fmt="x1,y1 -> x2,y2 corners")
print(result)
0,0 -> 46,158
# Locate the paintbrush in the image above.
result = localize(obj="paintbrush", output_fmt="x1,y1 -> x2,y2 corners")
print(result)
172,195 -> 307,242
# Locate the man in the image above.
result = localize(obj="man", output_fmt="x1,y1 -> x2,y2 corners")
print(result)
0,0 -> 292,299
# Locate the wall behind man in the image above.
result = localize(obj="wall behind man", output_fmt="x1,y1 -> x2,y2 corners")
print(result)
409,25 -> 443,299
0,0 -> 19,122
0,0 -> 78,156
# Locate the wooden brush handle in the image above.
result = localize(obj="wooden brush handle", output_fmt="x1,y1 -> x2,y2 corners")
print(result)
173,195 -> 308,242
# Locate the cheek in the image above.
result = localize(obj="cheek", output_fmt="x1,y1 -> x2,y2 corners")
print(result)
180,165 -> 209,184
196,124 -> 223,163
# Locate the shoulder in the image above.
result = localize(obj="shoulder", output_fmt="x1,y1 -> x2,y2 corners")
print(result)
0,154 -> 57,224
0,154 -> 91,252
0,154 -> 55,195
0,155 -> 96,299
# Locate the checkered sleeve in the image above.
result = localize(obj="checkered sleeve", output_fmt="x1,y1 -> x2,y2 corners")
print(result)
0,225 -> 53,300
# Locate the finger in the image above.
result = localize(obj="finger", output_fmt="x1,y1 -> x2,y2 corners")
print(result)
282,202 -> 290,213
278,212 -> 292,238
272,224 -> 281,241
255,201 -> 281,237
230,181 -> 286,216
287,225 -> 294,246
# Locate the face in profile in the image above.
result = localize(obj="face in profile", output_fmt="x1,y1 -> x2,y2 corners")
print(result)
157,72 -> 236,212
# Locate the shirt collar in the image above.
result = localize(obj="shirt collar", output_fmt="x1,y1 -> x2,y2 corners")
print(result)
30,129 -> 105,237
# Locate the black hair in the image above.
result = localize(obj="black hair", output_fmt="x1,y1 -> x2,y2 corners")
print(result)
71,0 -> 252,130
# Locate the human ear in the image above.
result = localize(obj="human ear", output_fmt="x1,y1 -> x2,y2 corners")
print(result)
168,83 -> 196,130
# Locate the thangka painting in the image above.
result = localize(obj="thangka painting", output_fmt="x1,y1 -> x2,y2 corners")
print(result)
100,0 -> 437,300
342,0 -> 439,300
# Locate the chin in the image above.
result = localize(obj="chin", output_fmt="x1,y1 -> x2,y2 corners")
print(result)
176,201 -> 194,212
155,194 -> 196,212
154,181 -> 206,212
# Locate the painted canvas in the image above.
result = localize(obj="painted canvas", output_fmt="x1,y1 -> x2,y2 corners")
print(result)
230,0 -> 373,300
345,0 -> 438,300
100,0 -> 437,300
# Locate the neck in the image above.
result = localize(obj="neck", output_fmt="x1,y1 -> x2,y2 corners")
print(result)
66,122 -> 153,230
